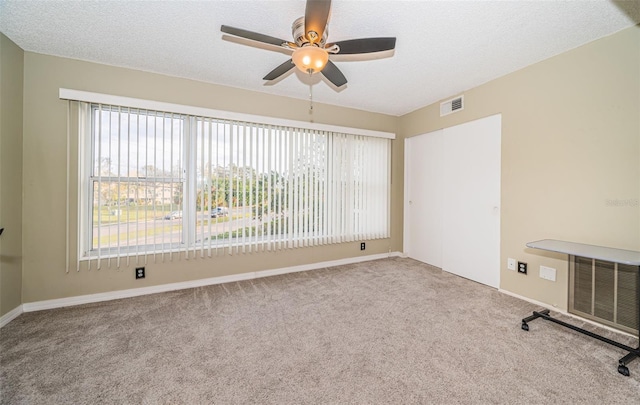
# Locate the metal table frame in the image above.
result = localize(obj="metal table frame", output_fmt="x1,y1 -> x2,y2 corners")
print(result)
522,239 -> 640,376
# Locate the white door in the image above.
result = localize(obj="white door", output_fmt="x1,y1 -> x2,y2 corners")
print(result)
404,114 -> 501,288
404,130 -> 443,268
442,115 -> 501,288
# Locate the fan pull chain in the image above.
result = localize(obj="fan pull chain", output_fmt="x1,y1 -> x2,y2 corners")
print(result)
308,70 -> 314,121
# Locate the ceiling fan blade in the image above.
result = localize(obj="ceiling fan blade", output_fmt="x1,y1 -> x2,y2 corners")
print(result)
305,0 -> 331,44
221,25 -> 288,47
263,59 -> 295,81
330,38 -> 397,54
321,60 -> 347,87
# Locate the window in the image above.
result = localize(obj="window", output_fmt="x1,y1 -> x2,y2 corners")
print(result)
74,99 -> 391,267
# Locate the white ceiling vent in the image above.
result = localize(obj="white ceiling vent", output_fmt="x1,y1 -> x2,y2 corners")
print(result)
440,95 -> 464,117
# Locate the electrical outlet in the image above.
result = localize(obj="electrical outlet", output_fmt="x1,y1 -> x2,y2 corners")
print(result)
135,267 -> 145,279
360,242 -> 366,251
507,258 -> 516,271
517,261 -> 527,275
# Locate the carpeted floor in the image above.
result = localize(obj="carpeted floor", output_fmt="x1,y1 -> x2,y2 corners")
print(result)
1,257 -> 639,404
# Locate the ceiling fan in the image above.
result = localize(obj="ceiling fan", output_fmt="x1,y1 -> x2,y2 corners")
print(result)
221,0 -> 396,88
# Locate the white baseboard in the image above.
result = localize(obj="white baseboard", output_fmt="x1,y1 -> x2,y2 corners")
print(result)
23,251 -> 403,313
498,288 -> 636,339
0,305 -> 23,328
498,289 -> 562,312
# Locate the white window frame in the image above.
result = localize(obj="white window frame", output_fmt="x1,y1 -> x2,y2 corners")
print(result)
63,89 -> 395,266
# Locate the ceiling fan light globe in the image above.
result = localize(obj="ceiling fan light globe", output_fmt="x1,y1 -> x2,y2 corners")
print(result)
292,46 -> 329,74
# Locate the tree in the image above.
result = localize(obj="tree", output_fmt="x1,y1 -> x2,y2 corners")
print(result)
252,170 -> 287,221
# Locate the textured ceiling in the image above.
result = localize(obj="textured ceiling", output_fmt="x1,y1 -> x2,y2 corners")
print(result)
1,1 -> 638,116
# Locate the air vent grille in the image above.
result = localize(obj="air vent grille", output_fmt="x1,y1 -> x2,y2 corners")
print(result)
570,256 -> 638,334
440,95 -> 464,117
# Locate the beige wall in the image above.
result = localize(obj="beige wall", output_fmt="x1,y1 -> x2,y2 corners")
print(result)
11,25 -> 640,311
21,52 -> 401,303
0,33 -> 24,317
400,26 -> 640,310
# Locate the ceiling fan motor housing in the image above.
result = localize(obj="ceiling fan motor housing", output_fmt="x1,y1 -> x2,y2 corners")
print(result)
292,16 -> 328,47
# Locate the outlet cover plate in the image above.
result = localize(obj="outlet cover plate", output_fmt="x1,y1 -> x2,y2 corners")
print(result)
539,265 -> 556,281
507,258 -> 516,271
517,261 -> 527,274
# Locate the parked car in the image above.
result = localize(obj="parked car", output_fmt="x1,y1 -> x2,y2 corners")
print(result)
164,211 -> 182,220
210,207 -> 229,218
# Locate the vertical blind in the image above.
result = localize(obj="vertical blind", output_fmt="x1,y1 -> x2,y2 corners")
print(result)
78,102 -> 391,268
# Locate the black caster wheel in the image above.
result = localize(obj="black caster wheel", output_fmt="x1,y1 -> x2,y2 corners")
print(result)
618,365 -> 630,377
521,322 -> 529,331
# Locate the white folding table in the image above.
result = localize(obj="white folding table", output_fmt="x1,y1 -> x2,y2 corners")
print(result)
523,239 -> 640,376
